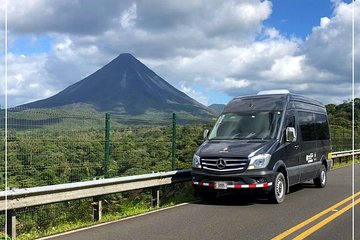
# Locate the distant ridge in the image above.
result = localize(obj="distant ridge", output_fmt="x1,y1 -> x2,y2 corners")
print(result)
20,53 -> 216,117
208,104 -> 225,114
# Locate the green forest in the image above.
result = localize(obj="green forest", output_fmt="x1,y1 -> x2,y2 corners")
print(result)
0,99 -> 359,189
0,99 -> 359,239
326,98 -> 360,127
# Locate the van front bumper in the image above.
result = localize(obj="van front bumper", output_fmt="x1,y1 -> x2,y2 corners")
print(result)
191,168 -> 275,191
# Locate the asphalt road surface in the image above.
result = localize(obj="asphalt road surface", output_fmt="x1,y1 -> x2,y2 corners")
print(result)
43,164 -> 359,240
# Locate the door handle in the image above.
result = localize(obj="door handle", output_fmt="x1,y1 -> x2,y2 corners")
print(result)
294,145 -> 299,150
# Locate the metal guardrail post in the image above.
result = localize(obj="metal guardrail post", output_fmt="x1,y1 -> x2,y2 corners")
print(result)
92,196 -> 102,221
104,113 -> 111,178
151,187 -> 160,208
172,113 -> 177,170
7,209 -> 16,239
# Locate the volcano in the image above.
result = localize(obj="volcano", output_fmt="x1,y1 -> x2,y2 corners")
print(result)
20,53 -> 216,117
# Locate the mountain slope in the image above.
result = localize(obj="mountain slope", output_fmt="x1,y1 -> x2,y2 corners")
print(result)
21,53 -> 216,117
208,104 -> 225,114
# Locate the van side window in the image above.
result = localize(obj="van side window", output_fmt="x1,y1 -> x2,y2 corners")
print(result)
315,113 -> 330,140
298,112 -> 330,141
298,111 -> 316,141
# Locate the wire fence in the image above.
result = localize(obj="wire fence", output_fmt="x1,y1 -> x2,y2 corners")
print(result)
330,125 -> 360,151
0,108 -> 212,189
0,107 -> 208,239
0,107 -> 358,239
0,107 -> 106,189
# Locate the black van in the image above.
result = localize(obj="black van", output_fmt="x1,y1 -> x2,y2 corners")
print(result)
192,90 -> 332,203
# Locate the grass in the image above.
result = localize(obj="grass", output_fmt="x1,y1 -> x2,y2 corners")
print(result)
332,158 -> 360,169
13,183 -> 195,240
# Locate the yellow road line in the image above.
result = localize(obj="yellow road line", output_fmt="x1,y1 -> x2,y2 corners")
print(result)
293,197 -> 360,240
272,192 -> 360,240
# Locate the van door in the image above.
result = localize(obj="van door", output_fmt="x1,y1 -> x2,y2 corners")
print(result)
283,110 -> 301,185
298,111 -> 319,181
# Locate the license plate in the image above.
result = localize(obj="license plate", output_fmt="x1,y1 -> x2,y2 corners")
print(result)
215,182 -> 228,189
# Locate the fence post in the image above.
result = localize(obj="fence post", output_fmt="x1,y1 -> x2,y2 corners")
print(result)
342,128 -> 345,151
104,113 -> 111,178
172,113 -> 177,170
330,128 -> 335,151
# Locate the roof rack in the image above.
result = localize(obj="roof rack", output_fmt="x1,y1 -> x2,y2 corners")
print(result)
257,89 -> 290,95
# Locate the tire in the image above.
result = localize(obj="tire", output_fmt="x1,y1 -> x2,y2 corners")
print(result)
314,165 -> 327,188
269,172 -> 286,204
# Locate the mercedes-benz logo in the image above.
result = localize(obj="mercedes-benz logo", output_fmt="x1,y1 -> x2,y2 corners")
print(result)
216,159 -> 226,170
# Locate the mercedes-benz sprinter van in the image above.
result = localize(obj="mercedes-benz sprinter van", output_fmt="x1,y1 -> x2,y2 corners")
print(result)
192,90 -> 332,203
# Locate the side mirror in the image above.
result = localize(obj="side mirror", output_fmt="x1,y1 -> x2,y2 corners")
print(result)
286,127 -> 297,142
203,129 -> 210,139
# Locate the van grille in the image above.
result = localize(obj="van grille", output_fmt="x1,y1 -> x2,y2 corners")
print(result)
201,158 -> 248,172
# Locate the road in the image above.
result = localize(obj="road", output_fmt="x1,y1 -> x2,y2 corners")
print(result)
43,164 -> 359,240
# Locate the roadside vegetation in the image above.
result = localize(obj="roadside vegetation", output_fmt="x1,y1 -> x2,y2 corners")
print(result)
332,158 -> 360,169
8,183 -> 196,240
0,99 -> 359,239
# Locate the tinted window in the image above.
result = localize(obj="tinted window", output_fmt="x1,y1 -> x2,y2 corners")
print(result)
295,102 -> 326,114
298,111 -> 330,141
298,111 -> 315,141
315,113 -> 330,140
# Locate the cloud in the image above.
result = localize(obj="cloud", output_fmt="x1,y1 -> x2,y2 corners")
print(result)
0,0 -> 358,107
0,53 -> 55,105
217,78 -> 251,90
180,83 -> 208,106
304,1 -> 359,78
143,36 -> 302,97
261,55 -> 304,81
121,3 -> 137,29
2,0 -> 131,35
43,35 -> 112,90
135,0 -> 271,40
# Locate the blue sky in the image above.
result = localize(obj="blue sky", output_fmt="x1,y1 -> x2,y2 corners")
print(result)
1,0 -> 359,107
266,0 -> 335,38
8,35 -> 52,56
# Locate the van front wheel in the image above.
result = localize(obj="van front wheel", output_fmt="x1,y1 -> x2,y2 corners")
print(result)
269,172 -> 286,204
314,165 -> 327,188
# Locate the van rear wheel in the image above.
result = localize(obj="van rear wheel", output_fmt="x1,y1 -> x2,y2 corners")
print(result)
269,172 -> 286,204
314,165 -> 327,188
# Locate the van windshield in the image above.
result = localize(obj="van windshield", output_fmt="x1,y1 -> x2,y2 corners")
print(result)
208,111 -> 282,140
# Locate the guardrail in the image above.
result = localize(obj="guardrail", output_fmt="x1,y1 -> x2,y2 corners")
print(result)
1,150 -> 359,239
0,170 -> 191,239
332,149 -> 360,163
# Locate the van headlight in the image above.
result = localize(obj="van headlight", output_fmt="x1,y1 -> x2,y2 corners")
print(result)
192,154 -> 201,168
248,154 -> 271,170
